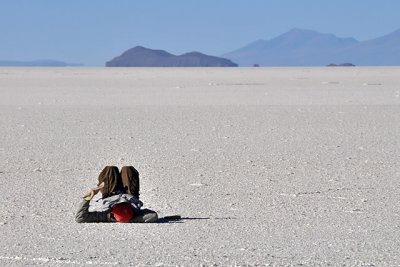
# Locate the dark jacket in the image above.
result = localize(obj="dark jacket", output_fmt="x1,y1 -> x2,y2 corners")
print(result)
75,193 -> 157,223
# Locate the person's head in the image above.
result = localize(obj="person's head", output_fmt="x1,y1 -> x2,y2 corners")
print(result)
111,202 -> 134,222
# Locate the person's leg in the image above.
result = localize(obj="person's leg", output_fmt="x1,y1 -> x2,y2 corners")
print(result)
120,166 -> 140,198
131,209 -> 158,223
97,166 -> 120,198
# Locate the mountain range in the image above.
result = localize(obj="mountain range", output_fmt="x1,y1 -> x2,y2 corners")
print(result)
106,46 -> 237,67
1,28 -> 399,67
222,28 -> 400,66
0,60 -> 83,67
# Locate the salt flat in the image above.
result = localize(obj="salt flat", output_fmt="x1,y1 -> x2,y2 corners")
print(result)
0,67 -> 399,266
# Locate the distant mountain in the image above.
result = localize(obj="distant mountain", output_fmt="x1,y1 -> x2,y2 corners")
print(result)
223,28 -> 400,66
0,59 -> 83,67
106,46 -> 237,67
334,29 -> 400,66
327,63 -> 355,67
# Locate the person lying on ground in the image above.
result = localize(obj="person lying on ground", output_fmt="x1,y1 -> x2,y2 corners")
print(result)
75,166 -> 158,223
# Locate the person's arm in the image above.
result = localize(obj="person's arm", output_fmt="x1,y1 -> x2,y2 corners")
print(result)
83,182 -> 104,201
75,182 -> 109,223
75,199 -> 109,223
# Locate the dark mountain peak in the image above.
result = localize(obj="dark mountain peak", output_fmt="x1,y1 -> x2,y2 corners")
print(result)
178,51 -> 238,66
106,47 -> 237,67
122,46 -> 174,58
180,51 -> 206,57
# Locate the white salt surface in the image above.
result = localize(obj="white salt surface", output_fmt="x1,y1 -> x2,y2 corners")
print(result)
0,67 -> 399,266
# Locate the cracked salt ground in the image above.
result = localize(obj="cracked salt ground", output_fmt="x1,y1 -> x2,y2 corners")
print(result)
0,67 -> 400,266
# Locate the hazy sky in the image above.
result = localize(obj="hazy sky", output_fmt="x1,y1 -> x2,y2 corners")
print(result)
1,0 -> 399,66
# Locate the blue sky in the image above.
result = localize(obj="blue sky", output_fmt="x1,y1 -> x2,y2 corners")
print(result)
0,0 -> 399,66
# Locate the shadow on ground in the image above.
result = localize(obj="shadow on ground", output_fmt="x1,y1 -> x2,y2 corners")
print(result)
157,216 -> 236,223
